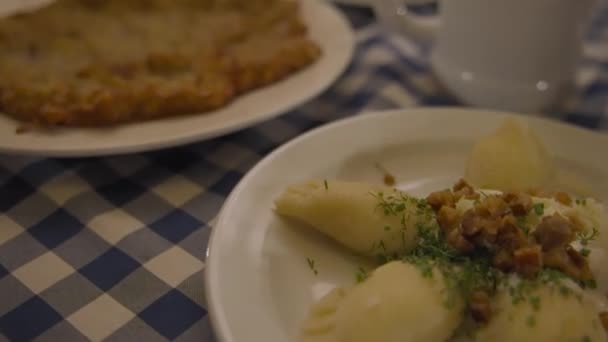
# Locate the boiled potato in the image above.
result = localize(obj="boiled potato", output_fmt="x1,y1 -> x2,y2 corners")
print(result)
475,283 -> 606,342
301,287 -> 348,342
275,180 -> 436,257
301,261 -> 463,342
464,118 -> 556,192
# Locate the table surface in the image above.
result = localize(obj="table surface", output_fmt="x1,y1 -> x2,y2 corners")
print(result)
1,2 -> 608,341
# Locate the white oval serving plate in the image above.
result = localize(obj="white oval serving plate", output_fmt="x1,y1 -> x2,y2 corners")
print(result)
205,108 -> 608,342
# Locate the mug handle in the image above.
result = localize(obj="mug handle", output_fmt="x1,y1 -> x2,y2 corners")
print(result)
372,0 -> 440,42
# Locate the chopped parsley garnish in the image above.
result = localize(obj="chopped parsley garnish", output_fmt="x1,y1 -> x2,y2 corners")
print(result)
533,202 -> 545,216
323,180 -> 328,190
401,221 -> 503,309
582,336 -> 591,342
306,257 -> 318,275
530,295 -> 541,311
517,216 -> 530,235
380,240 -> 389,256
577,227 -> 599,246
370,191 -> 431,220
355,266 -> 368,283
528,268 -> 583,297
583,279 -> 597,289
526,315 -> 536,327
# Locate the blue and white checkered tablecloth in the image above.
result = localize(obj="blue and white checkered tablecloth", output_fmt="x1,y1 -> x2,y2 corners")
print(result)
1,3 -> 608,341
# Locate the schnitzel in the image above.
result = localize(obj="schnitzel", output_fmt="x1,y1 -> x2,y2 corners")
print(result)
0,0 -> 321,127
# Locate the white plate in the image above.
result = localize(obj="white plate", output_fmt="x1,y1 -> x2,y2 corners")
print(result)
205,107 -> 608,342
0,0 -> 354,157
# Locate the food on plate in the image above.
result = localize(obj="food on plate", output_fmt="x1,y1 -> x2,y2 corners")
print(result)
374,162 -> 396,186
274,180 -> 437,256
301,261 -> 463,342
475,283 -> 607,341
0,0 -> 321,127
464,118 -> 556,192
273,119 -> 608,341
277,178 -> 608,341
300,287 -> 348,340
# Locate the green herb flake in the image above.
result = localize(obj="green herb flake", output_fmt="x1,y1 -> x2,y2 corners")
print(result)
582,336 -> 591,342
378,240 -> 387,252
581,248 -> 591,257
577,227 -> 599,246
517,216 -> 530,235
384,225 -> 391,231
583,279 -> 597,289
323,180 -> 328,190
526,315 -> 536,327
306,257 -> 318,275
533,202 -> 545,216
355,267 -> 368,283
530,296 -> 541,311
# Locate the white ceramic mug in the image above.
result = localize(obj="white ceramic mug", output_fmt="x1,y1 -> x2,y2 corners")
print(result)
373,0 -> 596,113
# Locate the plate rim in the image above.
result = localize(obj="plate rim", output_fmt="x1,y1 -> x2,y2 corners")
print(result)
0,0 -> 355,157
205,107 -> 608,342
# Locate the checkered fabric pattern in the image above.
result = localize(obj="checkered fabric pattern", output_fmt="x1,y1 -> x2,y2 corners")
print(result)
1,3 -> 608,341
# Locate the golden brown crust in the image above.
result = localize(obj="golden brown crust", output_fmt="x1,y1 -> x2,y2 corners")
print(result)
0,0 -> 321,127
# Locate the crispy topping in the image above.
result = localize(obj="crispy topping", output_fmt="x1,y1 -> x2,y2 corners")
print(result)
426,190 -> 455,210
453,179 -> 479,201
374,163 -> 396,186
438,206 -> 461,233
476,195 -> 509,218
513,245 -> 542,278
599,312 -> 608,332
502,192 -> 532,216
453,179 -> 471,192
496,215 -> 528,251
554,192 -> 573,206
469,290 -> 492,324
492,249 -> 514,271
461,210 -> 482,236
446,228 -> 474,253
543,247 -> 593,281
428,181 -> 594,282
383,174 -> 396,187
533,214 -> 574,251
565,247 -> 594,280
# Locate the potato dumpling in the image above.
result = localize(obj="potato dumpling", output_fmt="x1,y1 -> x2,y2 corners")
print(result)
465,118 -> 556,192
275,180 -> 436,257
301,287 -> 348,342
475,283 -> 607,342
301,261 -> 463,342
